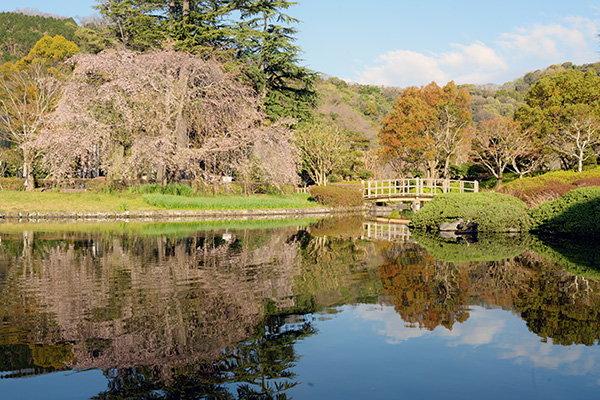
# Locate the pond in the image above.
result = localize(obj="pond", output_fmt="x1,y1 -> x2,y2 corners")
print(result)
1,217 -> 600,399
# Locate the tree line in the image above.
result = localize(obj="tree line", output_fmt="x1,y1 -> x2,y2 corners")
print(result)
0,3 -> 368,191
379,69 -> 600,186
1,4 -> 600,192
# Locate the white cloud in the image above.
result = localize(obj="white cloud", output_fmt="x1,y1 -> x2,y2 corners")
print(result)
355,42 -> 507,87
498,19 -> 596,65
356,50 -> 450,87
354,17 -> 600,87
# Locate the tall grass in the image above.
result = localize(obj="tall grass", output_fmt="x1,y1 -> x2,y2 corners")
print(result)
142,193 -> 318,210
130,183 -> 196,197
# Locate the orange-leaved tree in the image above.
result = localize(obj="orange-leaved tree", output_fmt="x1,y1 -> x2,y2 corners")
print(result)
379,81 -> 471,178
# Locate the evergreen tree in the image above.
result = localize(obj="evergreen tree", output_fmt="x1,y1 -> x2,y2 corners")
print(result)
94,0 -> 317,121
235,0 -> 317,121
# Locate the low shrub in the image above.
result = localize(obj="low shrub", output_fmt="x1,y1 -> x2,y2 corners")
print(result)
0,177 -> 25,191
309,184 -> 364,207
411,192 -> 530,232
499,167 -> 600,205
528,186 -> 600,236
512,181 -> 576,208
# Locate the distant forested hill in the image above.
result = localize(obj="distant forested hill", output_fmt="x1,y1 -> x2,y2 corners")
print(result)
316,61 -> 600,149
314,77 -> 401,146
460,62 -> 600,122
0,12 -> 78,63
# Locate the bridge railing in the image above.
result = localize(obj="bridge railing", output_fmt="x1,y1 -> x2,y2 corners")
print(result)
363,178 -> 479,199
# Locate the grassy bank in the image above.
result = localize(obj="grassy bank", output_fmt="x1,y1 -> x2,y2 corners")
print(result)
142,193 -> 318,210
0,191 -> 318,212
0,191 -> 157,212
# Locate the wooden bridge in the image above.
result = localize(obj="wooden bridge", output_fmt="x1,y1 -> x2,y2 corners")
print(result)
363,178 -> 479,210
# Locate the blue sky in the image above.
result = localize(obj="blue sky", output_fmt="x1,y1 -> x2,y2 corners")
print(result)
1,0 -> 599,87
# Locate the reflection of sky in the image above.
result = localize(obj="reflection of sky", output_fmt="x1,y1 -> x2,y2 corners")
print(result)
291,304 -> 600,399
355,304 -> 600,378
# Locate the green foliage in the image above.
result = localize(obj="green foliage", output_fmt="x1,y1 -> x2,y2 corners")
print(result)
308,184 -> 364,207
0,12 -> 78,64
411,230 -> 530,263
411,192 -> 530,232
314,77 -> 401,145
528,186 -> 600,235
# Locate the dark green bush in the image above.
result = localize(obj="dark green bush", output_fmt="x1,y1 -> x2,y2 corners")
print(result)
411,192 -> 530,232
309,185 -> 364,207
529,186 -> 600,236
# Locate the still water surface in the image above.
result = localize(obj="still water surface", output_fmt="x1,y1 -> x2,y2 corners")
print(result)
1,217 -> 599,399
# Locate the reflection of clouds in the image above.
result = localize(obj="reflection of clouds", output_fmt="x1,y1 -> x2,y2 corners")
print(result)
355,304 -> 432,344
498,336 -> 599,376
440,308 -> 505,347
353,304 -> 600,378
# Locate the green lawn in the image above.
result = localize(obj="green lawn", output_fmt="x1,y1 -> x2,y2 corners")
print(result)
141,193 -> 319,209
0,191 -> 318,212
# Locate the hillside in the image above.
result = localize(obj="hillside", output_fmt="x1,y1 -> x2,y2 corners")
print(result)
314,77 -> 401,146
0,12 -> 79,64
460,61 -> 600,122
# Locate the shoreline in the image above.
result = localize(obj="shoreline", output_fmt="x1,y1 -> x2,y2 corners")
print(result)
0,206 -> 368,223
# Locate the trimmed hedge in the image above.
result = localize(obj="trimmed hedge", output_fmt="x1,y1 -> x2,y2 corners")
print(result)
528,186 -> 600,236
0,177 -> 25,191
411,192 -> 531,233
309,184 -> 364,207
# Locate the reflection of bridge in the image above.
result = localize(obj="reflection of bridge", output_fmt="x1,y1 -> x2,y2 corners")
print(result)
362,221 -> 412,242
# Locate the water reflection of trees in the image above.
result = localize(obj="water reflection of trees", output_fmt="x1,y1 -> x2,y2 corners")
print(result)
377,242 -> 470,330
3,220 -> 600,396
92,316 -> 315,400
0,219 -> 380,388
376,240 -> 600,345
0,227 -> 305,374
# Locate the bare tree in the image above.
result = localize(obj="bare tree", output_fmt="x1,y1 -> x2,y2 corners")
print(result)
471,116 -> 535,186
0,64 -> 62,190
550,110 -> 600,173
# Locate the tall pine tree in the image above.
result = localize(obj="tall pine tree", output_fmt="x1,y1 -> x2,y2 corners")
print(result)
95,0 -> 316,121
